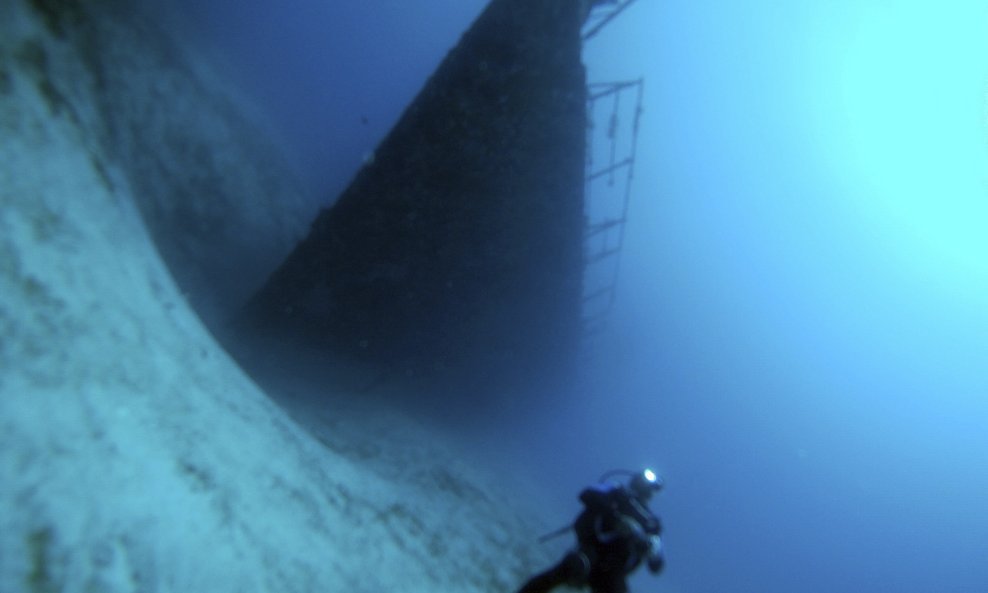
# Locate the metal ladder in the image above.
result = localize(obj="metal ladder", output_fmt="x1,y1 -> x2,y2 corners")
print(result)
581,78 -> 644,338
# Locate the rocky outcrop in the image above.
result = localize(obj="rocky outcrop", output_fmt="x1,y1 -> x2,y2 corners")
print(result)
13,0 -> 316,327
244,0 -> 588,395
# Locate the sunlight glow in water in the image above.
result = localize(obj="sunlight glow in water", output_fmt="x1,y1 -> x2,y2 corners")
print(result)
834,2 -> 988,292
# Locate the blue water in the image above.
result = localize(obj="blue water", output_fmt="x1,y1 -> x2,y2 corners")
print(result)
147,1 -> 988,592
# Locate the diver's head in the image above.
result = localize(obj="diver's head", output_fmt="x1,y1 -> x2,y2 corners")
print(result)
628,468 -> 664,501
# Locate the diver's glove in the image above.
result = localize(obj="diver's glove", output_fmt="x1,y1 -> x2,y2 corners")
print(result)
646,535 -> 665,574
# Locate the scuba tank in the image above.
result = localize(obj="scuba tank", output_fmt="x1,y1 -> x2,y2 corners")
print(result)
536,468 -> 657,542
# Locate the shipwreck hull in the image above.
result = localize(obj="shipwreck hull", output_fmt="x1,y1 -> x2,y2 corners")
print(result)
245,0 -> 589,392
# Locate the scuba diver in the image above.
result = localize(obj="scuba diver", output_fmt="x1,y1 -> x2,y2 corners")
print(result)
516,468 -> 665,593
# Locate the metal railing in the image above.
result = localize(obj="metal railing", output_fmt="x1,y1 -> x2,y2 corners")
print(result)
582,0 -> 640,41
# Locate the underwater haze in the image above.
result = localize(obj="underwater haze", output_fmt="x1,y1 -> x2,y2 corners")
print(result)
144,1 -> 988,592
575,2 -> 988,592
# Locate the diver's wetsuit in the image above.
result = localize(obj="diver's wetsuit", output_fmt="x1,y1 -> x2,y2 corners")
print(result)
518,483 -> 663,593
